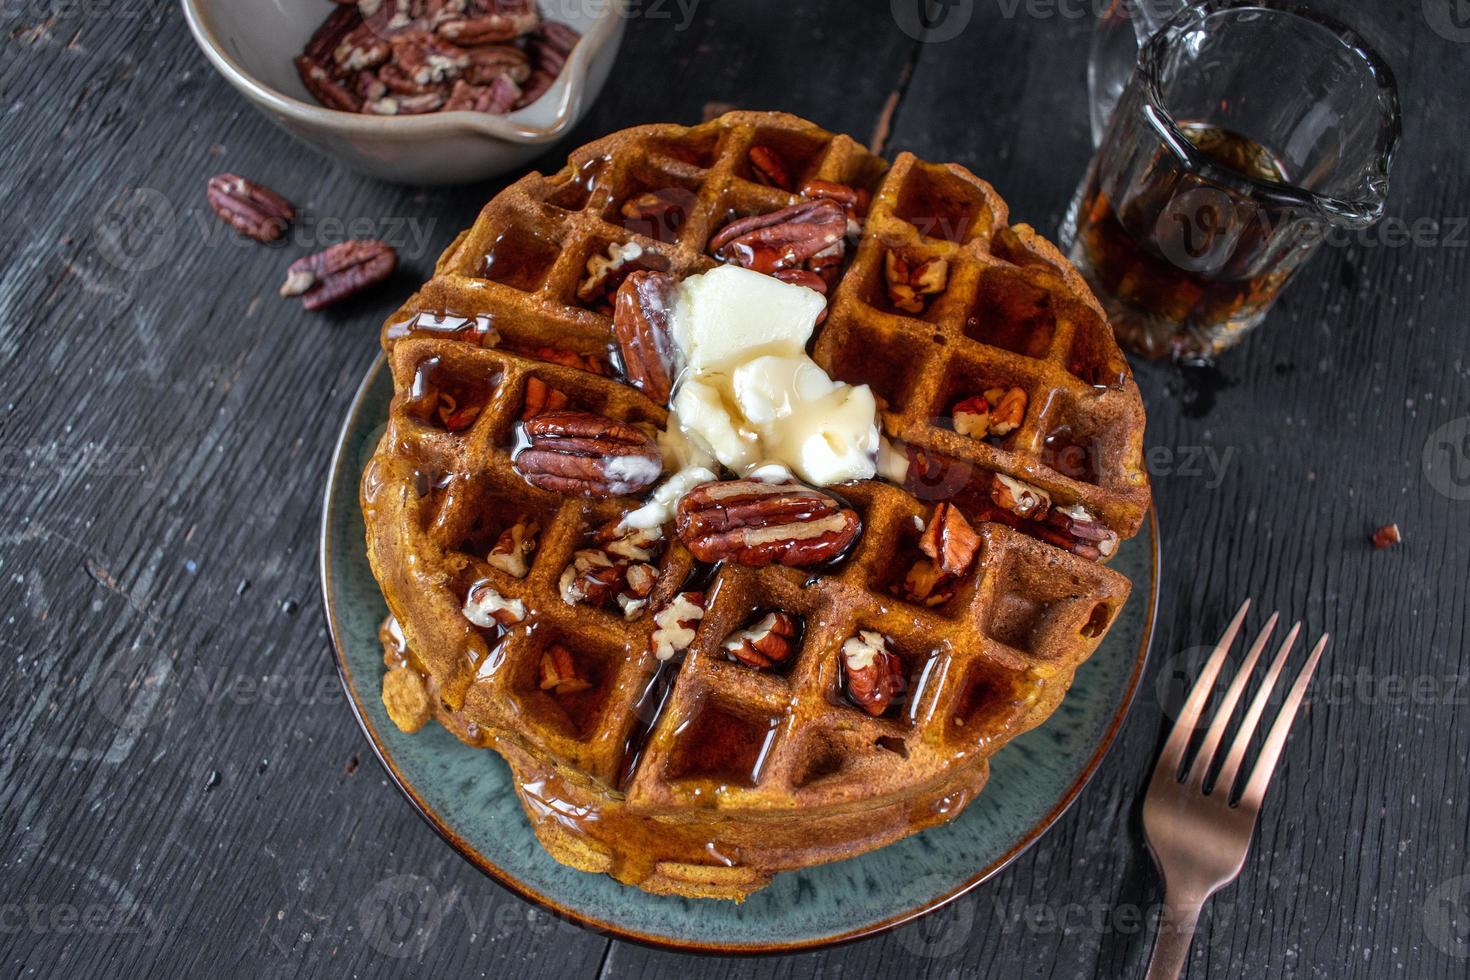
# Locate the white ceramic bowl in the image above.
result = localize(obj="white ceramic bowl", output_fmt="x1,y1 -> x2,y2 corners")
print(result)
182,0 -> 625,185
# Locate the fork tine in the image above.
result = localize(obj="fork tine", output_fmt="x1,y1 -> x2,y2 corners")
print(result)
1153,598 -> 1251,782
1184,612 -> 1279,788
1213,621 -> 1302,799
1236,633 -> 1329,810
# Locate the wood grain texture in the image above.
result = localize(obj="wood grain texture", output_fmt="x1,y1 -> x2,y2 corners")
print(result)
1,1 -> 1466,978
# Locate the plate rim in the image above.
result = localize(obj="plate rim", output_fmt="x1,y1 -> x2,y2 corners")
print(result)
320,351 -> 1161,956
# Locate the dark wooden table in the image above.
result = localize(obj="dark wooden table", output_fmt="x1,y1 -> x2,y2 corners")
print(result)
4,1 -> 1468,976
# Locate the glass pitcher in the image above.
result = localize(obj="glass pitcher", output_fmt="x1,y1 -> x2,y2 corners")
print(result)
1061,0 -> 1401,359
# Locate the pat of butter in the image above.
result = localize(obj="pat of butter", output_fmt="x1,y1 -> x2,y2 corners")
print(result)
672,265 -> 825,371
665,266 -> 878,487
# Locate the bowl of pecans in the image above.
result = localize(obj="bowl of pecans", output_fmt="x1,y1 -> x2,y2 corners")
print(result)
183,0 -> 626,185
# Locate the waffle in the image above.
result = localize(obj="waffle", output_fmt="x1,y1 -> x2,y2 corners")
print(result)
361,111 -> 1150,900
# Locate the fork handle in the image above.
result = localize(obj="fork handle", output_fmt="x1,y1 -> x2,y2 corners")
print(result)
1144,894 -> 1204,980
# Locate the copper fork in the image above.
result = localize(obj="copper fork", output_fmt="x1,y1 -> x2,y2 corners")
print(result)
1142,599 -> 1329,980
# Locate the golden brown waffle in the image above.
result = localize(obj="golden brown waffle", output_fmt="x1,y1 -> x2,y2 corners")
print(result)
361,111 -> 1150,900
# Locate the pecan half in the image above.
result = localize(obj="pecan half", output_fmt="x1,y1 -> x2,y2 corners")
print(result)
279,240 -> 397,310
986,387 -> 1027,436
707,200 -> 848,275
463,44 -> 531,84
515,411 -> 663,497
520,377 -> 569,419
799,179 -> 870,219
612,270 -> 678,404
919,502 -> 981,577
651,591 -> 705,661
747,146 -> 792,190
675,480 -> 860,567
539,644 -> 592,695
366,91 -> 446,114
206,173 -> 295,243
295,55 -> 363,112
390,30 -> 469,85
841,630 -> 905,717
437,7 -> 538,44
487,516 -> 539,578
723,611 -> 800,669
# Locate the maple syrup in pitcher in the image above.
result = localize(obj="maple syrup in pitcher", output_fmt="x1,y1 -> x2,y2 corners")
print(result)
1069,122 -> 1301,358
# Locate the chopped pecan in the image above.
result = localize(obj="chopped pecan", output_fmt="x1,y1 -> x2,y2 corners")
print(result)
487,517 -> 539,577
884,251 -> 949,314
620,189 -> 694,241
433,392 -> 481,432
952,396 -> 991,439
515,411 -> 663,498
919,501 -> 981,577
747,146 -> 792,190
280,240 -> 397,310
558,549 -> 623,606
617,561 -> 658,620
513,346 -> 608,375
578,241 -> 663,309
841,630 -> 905,716
901,559 -> 954,607
1372,523 -> 1402,549
723,611 -> 800,669
986,387 -> 1027,436
1046,504 -> 1119,560
991,473 -> 1051,521
539,644 -> 592,695
675,480 -> 860,567
206,173 -> 295,243
612,270 -> 678,404
651,591 -> 705,661
593,519 -> 663,562
462,581 -> 527,627
708,200 -> 848,275
520,377 -> 569,419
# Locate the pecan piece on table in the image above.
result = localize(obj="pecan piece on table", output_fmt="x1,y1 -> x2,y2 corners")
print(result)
918,501 -> 980,578
279,240 -> 397,310
707,200 -> 848,275
841,630 -> 905,717
675,480 -> 860,568
723,611 -> 800,669
514,411 -> 663,498
206,173 -> 295,243
539,644 -> 592,695
612,270 -> 678,404
1371,523 -> 1401,549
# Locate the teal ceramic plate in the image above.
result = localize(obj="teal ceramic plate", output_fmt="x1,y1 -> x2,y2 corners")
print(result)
321,354 -> 1159,954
